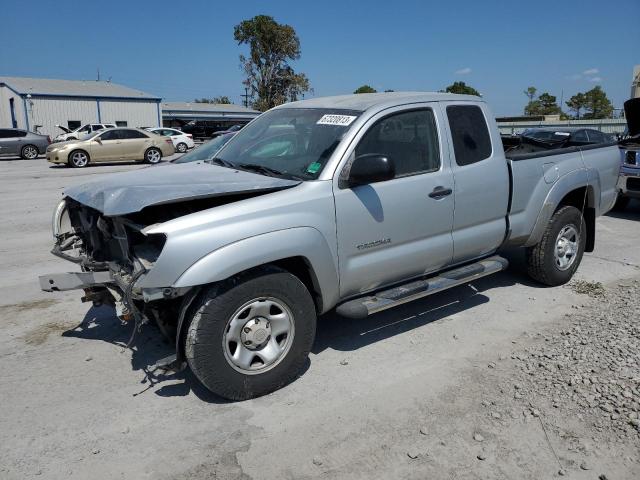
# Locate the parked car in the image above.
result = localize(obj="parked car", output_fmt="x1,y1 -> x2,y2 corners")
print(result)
181,120 -> 249,139
0,128 -> 51,159
615,98 -> 640,210
146,128 -> 195,153
503,127 -> 615,154
39,92 -> 622,400
46,128 -> 174,167
210,124 -> 244,138
54,123 -> 116,142
171,132 -> 236,164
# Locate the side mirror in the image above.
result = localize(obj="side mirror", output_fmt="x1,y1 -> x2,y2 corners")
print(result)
94,137 -> 102,144
348,154 -> 395,187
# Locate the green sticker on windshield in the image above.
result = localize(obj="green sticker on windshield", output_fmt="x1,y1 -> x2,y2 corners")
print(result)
306,162 -> 321,174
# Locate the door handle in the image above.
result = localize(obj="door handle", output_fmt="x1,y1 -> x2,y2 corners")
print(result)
428,186 -> 452,199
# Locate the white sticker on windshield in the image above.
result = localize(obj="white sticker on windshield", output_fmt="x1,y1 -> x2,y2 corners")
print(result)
554,132 -> 571,136
316,114 -> 357,126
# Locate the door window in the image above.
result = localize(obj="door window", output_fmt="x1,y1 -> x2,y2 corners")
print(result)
121,130 -> 149,139
0,129 -> 13,138
355,109 -> 440,177
99,130 -> 121,141
585,130 -> 604,143
446,105 -> 492,166
572,130 -> 588,142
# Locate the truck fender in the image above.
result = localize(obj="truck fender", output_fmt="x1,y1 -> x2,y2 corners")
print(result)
524,169 -> 596,248
172,227 -> 340,313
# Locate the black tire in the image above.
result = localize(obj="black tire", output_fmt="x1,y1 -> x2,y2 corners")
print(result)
20,144 -> 39,159
68,150 -> 90,168
185,266 -> 317,400
144,147 -> 162,164
176,142 -> 188,153
526,206 -> 586,286
612,194 -> 630,211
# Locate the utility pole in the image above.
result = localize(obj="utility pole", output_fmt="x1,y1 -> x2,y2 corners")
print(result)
97,67 -> 100,81
241,87 -> 250,108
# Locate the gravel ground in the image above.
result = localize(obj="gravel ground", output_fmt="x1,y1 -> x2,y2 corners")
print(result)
1,157 -> 639,479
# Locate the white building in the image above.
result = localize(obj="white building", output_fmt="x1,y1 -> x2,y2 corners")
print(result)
0,76 -> 161,137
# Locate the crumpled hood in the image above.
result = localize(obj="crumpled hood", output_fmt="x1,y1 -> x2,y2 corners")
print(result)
64,162 -> 301,216
624,98 -> 640,137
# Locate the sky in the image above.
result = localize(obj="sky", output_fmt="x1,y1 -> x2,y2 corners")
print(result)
1,0 -> 638,116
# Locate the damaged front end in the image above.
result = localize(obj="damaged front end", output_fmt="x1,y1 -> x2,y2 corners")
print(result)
39,197 -> 192,367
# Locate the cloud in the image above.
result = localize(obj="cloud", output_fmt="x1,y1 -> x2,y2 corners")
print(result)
455,67 -> 472,75
588,76 -> 603,83
567,74 -> 582,81
583,68 -> 599,75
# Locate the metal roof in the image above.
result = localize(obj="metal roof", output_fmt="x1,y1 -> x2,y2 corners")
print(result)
276,92 -> 483,112
162,102 -> 259,114
0,76 -> 160,100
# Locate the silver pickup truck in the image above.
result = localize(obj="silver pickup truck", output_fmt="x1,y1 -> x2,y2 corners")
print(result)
40,92 -> 622,400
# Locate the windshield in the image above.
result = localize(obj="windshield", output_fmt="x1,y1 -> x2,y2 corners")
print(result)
172,134 -> 235,164
214,108 -> 361,179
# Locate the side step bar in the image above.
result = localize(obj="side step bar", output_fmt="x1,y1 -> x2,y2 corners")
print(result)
335,255 -> 508,319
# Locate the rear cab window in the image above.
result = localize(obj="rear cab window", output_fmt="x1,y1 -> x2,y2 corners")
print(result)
446,105 -> 492,166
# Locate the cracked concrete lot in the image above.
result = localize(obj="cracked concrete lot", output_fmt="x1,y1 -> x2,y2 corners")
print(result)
1,157 -> 639,479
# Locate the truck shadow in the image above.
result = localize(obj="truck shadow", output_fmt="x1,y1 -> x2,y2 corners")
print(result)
605,198 -> 640,220
313,261 -> 531,355
61,306 -> 231,403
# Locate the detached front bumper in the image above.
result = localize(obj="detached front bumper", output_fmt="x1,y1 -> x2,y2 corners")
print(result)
39,271 -> 113,292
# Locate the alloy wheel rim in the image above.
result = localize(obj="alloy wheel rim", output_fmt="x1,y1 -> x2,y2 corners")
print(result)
72,152 -> 87,166
177,143 -> 186,152
222,297 -> 295,374
24,146 -> 37,159
148,150 -> 161,163
554,224 -> 579,271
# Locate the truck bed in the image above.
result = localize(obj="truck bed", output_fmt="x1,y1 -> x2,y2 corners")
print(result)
504,142 -> 621,246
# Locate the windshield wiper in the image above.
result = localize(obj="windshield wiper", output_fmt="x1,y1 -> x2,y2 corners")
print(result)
237,163 -> 288,178
205,157 -> 236,168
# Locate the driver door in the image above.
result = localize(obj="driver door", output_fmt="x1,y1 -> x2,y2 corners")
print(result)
333,106 -> 455,297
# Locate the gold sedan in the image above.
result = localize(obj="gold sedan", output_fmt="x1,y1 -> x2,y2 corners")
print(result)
46,128 -> 175,167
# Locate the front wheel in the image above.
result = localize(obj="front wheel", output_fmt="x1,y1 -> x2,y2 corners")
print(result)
145,147 -> 162,164
68,150 -> 89,168
185,267 -> 317,400
21,144 -> 39,159
526,206 -> 586,286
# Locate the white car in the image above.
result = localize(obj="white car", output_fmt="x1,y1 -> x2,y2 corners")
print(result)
147,128 -> 195,153
54,123 -> 116,142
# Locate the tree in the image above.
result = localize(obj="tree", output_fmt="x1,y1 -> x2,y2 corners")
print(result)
582,86 -> 614,119
194,96 -> 233,104
354,85 -> 377,94
234,15 -> 310,111
565,93 -> 587,119
524,92 -> 561,116
444,81 -> 480,96
524,86 -> 537,102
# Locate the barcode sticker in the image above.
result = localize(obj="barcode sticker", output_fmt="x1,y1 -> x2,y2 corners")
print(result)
316,114 -> 357,126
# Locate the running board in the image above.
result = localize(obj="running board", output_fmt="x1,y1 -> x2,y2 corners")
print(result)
335,256 -> 508,319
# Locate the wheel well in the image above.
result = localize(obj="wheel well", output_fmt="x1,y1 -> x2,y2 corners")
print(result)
556,187 -> 596,252
270,257 -> 324,313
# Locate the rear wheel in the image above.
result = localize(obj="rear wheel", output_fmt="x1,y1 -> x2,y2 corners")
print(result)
185,266 -> 317,400
68,150 -> 89,168
526,206 -> 586,286
145,147 -> 162,164
176,142 -> 188,153
20,144 -> 39,159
